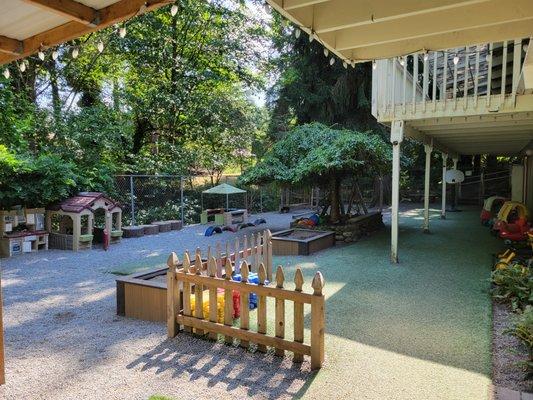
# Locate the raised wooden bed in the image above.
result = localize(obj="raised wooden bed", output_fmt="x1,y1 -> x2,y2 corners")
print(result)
271,229 -> 335,256
116,268 -> 169,322
122,226 -> 145,238
141,224 -> 159,235
152,221 -> 171,233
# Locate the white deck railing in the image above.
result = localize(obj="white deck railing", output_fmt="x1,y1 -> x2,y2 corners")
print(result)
372,38 -> 531,122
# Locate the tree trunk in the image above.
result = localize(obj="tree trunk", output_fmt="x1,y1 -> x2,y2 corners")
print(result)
329,178 -> 341,223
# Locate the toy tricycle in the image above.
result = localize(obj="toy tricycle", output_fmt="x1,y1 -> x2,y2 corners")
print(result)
480,196 -> 507,226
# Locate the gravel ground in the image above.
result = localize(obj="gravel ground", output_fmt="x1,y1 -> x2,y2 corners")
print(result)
492,302 -> 533,393
0,210 -> 311,400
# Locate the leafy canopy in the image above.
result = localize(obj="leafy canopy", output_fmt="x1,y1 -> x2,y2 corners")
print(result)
240,123 -> 391,187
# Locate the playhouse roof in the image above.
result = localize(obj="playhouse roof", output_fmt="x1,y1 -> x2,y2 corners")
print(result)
202,183 -> 246,195
49,192 -> 121,213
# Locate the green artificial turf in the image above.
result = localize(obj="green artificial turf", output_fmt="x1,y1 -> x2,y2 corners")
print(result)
278,206 -> 499,399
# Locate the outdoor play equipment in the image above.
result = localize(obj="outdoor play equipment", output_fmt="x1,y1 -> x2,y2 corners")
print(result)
200,183 -> 248,225
46,192 -> 122,251
499,218 -> 531,243
492,201 -> 530,234
480,196 -> 507,226
204,226 -> 223,237
0,208 -> 48,258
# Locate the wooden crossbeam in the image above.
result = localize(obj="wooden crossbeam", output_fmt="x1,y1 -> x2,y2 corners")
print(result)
0,0 -> 172,65
22,0 -> 99,26
0,35 -> 23,55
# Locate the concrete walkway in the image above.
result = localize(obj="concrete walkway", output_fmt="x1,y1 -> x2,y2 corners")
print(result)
0,206 -> 499,399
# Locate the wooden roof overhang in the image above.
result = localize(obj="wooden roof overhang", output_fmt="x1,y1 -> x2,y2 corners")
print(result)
0,0 -> 172,66
267,0 -> 533,64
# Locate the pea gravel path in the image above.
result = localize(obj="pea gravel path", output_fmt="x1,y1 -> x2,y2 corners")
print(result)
0,206 -> 497,400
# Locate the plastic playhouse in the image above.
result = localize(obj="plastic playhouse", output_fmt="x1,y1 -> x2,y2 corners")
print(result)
47,192 -> 122,251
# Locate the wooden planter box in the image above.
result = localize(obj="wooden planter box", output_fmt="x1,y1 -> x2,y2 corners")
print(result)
271,229 -> 335,256
122,226 -> 145,238
116,268 -> 169,322
152,221 -> 172,233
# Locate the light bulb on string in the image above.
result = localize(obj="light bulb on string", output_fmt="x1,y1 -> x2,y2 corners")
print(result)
523,43 -> 529,53
485,53 -> 490,62
453,54 -> 459,65
3,69 -> 9,79
119,26 -> 127,38
351,61 -> 356,68
38,51 -> 45,61
263,2 -> 271,14
294,28 -> 301,39
372,60 -> 377,70
329,57 -> 335,66
19,62 -> 26,72
423,53 -> 429,61
52,50 -> 58,60
97,41 -> 104,53
308,32 -> 314,43
343,61 -> 348,69
170,4 -> 178,16
323,48 -> 329,57
72,47 -> 79,59
399,57 -> 405,66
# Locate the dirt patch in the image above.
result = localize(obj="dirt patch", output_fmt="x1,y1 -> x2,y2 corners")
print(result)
492,301 -> 533,393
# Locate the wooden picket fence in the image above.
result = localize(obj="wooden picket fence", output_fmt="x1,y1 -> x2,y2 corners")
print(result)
166,241 -> 325,369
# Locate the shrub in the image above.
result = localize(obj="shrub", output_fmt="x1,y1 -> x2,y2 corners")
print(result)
491,264 -> 532,311
508,306 -> 533,377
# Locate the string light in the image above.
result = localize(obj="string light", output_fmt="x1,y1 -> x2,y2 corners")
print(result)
3,69 -> 9,79
97,41 -> 104,53
372,60 -> 377,70
323,48 -> 328,57
19,62 -> 26,72
119,26 -> 127,38
329,57 -> 335,66
72,47 -> 79,59
342,61 -> 347,69
523,43 -> 529,53
52,50 -> 58,60
170,4 -> 178,16
485,53 -> 490,62
453,55 -> 459,65
423,53 -> 429,61
263,2 -> 271,14
38,51 -> 45,61
399,57 -> 405,66
294,28 -> 301,39
308,32 -> 314,43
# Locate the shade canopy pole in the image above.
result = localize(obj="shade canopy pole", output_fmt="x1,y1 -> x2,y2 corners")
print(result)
423,142 -> 433,233
390,120 -> 404,264
441,153 -> 448,219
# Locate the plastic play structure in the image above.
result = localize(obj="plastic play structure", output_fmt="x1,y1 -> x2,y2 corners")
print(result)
200,183 -> 248,226
480,196 -> 507,226
0,208 -> 48,258
47,192 -> 123,251
492,201 -> 530,234
204,218 -> 266,237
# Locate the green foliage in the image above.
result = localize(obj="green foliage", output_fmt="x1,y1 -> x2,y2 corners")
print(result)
492,264 -> 533,311
127,198 -> 200,226
0,146 -> 78,208
508,306 -> 533,377
240,123 -> 391,187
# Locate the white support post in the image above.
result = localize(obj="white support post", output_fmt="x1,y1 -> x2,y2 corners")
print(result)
390,120 -> 404,264
441,153 -> 448,219
452,156 -> 459,211
423,142 -> 433,233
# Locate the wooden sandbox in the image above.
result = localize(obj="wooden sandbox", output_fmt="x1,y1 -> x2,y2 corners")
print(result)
271,229 -> 335,256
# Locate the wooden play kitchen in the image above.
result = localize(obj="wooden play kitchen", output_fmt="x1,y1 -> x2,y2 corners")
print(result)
271,229 -> 335,256
0,208 -> 48,258
116,230 -> 273,322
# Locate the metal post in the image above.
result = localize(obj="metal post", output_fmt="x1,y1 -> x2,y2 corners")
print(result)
180,176 -> 184,226
379,176 -> 384,212
423,142 -> 433,233
260,187 -> 263,213
452,157 -> 459,210
441,153 -> 448,219
129,175 -> 135,226
390,120 -> 404,264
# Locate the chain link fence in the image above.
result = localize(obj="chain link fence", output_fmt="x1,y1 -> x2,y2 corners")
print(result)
113,174 -> 390,227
